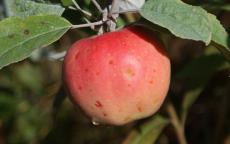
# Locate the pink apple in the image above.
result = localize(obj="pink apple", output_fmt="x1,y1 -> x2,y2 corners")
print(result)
64,26 -> 171,125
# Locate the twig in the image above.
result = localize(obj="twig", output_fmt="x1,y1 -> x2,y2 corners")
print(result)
103,0 -> 120,32
91,0 -> 103,13
71,20 -> 104,29
48,51 -> 67,61
97,26 -> 104,35
83,17 -> 95,30
166,103 -> 187,144
116,9 -> 140,14
71,0 -> 92,16
109,0 -> 121,17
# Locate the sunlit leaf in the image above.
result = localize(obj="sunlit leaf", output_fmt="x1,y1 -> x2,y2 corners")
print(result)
4,0 -> 65,17
208,14 -> 230,61
119,0 -> 145,12
140,0 -> 212,45
0,15 -> 71,69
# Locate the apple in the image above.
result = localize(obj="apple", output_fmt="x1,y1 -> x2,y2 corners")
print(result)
63,25 -> 171,125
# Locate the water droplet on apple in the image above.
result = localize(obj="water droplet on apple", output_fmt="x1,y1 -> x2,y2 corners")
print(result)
91,118 -> 100,126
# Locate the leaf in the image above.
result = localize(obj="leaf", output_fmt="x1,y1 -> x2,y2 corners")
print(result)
202,4 -> 230,11
0,15 -> 71,70
181,88 -> 203,125
208,14 -> 230,61
140,0 -> 212,45
61,0 -> 74,6
122,115 -> 169,144
4,0 -> 65,17
119,0 -> 145,12
0,3 -> 4,20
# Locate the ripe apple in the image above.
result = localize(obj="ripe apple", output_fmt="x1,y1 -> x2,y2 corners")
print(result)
63,25 -> 171,125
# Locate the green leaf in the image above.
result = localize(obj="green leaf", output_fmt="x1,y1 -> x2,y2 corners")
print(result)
140,0 -> 212,45
208,14 -> 230,61
4,0 -> 65,17
0,4 -> 4,20
122,115 -> 169,144
61,0 -> 74,6
181,88 -> 203,125
119,0 -> 145,12
0,15 -> 71,70
202,4 -> 230,11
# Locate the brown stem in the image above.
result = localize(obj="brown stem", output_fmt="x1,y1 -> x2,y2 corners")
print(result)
166,103 -> 187,144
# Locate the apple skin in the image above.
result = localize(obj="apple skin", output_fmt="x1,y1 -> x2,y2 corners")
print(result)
63,26 -> 171,125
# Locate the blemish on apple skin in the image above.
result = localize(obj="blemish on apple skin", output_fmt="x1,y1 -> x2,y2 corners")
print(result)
95,101 -> 103,108
124,117 -> 131,122
103,113 -> 107,117
75,52 -> 79,60
86,48 -> 90,53
85,68 -> 89,72
149,80 -> 154,84
108,60 -> 114,65
137,106 -> 143,112
78,86 -> 82,90
96,72 -> 100,75
124,68 -> 135,79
